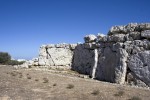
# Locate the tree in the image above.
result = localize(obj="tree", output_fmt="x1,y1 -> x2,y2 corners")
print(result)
0,52 -> 11,64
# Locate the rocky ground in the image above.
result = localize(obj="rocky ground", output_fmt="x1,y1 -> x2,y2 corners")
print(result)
0,65 -> 150,100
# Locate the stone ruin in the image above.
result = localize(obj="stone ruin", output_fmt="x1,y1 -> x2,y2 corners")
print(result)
20,23 -> 150,88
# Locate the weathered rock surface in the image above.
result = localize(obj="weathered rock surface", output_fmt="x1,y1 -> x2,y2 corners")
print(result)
128,51 -> 150,86
126,72 -> 148,87
72,44 -> 95,75
96,46 -> 128,84
38,43 -> 76,69
141,30 -> 150,39
84,34 -> 97,43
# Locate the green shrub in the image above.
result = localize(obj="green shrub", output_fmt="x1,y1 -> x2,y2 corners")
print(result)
7,60 -> 25,65
0,52 -> 11,64
0,52 -> 25,65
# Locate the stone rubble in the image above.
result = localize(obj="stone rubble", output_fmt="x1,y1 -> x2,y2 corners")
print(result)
18,23 -> 150,88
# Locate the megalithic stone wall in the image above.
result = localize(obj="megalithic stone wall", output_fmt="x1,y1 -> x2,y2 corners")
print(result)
30,23 -> 150,87
38,43 -> 77,69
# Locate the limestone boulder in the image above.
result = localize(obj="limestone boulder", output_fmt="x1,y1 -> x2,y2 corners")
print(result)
39,45 -> 47,56
136,23 -> 150,31
125,23 -> 138,32
47,48 -> 73,66
96,47 -> 128,84
126,72 -> 148,87
141,30 -> 150,39
72,44 -> 95,75
108,25 -> 126,35
108,34 -> 125,42
69,44 -> 77,50
97,33 -> 106,42
128,32 -> 141,40
128,51 -> 150,86
84,43 -> 97,49
84,34 -> 97,43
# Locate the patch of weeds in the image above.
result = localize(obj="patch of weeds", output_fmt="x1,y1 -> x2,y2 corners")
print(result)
43,78 -> 49,83
35,79 -> 39,81
10,72 -> 16,76
56,68 -> 64,71
27,76 -> 31,79
19,75 -> 23,78
66,84 -> 74,89
91,90 -> 99,96
128,96 -> 142,100
53,83 -> 57,86
114,90 -> 124,97
18,72 -> 22,75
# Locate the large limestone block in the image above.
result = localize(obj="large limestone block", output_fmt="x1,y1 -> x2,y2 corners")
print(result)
97,33 -> 106,42
128,32 -> 141,40
125,23 -> 138,32
126,72 -> 148,87
108,34 -> 125,42
96,47 -> 128,84
39,45 -> 47,56
38,56 -> 46,66
136,23 -> 150,31
72,44 -> 95,75
128,51 -> 150,86
47,48 -> 73,66
69,44 -> 77,50
108,25 -> 126,35
141,30 -> 150,39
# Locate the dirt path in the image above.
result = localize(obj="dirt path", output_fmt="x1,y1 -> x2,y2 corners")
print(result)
0,65 -> 150,100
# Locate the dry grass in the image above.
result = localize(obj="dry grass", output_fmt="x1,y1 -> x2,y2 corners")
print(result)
66,84 -> 74,89
35,79 -> 39,81
53,83 -> 57,86
27,76 -> 31,79
18,72 -> 23,78
91,90 -> 99,96
114,90 -> 124,97
43,78 -> 49,83
128,96 -> 142,100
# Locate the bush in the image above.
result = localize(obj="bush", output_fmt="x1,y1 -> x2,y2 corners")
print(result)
0,52 -> 25,65
7,60 -> 25,65
0,52 -> 11,64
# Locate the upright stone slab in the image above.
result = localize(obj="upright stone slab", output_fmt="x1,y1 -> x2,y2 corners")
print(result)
72,44 -> 95,75
96,44 -> 128,84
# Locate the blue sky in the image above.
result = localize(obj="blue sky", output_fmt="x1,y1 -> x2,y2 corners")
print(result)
0,0 -> 150,59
